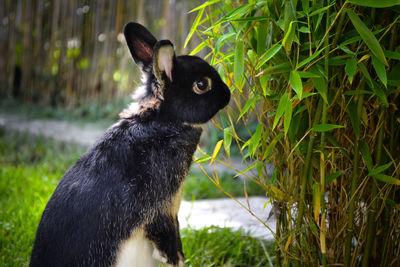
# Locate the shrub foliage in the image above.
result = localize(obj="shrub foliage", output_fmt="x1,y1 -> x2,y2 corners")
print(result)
188,0 -> 400,266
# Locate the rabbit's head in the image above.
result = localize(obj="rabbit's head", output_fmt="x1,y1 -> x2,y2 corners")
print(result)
120,22 -> 231,124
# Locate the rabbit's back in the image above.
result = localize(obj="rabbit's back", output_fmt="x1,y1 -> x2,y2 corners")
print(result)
30,119 -> 201,267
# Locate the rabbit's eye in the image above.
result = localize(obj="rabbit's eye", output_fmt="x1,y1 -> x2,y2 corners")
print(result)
193,77 -> 212,94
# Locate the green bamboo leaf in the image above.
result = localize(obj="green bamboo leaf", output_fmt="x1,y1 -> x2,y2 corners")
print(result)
345,57 -> 357,84
234,163 -> 257,178
215,32 -> 235,51
298,26 -> 310,33
312,76 -> 328,104
262,62 -> 292,75
368,162 -> 393,177
184,7 -> 205,48
302,0 -> 310,14
290,70 -> 303,99
347,0 -> 400,8
298,71 -> 321,78
309,4 -> 335,17
384,50 -> 400,60
371,54 -> 387,87
231,16 -> 268,22
371,81 -> 389,107
282,21 -> 295,53
256,44 -> 282,69
190,40 -> 208,55
347,9 -> 388,66
347,98 -> 360,139
223,127 -> 232,158
325,170 -> 344,183
312,123 -> 344,132
284,99 -> 293,136
257,22 -> 268,56
344,90 -> 372,95
296,47 -> 324,70
249,124 -> 263,156
358,62 -> 374,88
263,133 -> 284,160
372,174 -> 400,185
193,155 -> 212,164
189,0 -> 220,13
360,140 -> 373,171
273,93 -> 289,130
237,95 -> 260,121
234,40 -> 244,90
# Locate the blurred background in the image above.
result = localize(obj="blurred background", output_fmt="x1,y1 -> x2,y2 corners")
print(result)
0,0 -> 207,112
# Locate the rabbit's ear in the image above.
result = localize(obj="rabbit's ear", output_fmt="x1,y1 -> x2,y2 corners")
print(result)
123,22 -> 157,72
153,40 -> 175,83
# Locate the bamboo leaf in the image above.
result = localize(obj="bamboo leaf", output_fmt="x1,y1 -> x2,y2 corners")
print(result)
325,170 -> 344,183
263,133 -> 284,160
360,140 -> 374,171
347,0 -> 400,8
257,22 -> 268,56
384,50 -> 400,60
273,93 -> 289,129
347,9 -> 388,66
237,95 -> 260,121
249,124 -> 263,156
296,47 -> 324,70
210,140 -> 223,165
368,162 -> 393,176
193,156 -> 212,164
185,8 -> 205,48
345,57 -> 357,84
223,127 -> 232,158
312,124 -> 344,132
347,98 -> 360,139
371,54 -> 387,87
189,0 -> 220,13
309,4 -> 335,17
234,40 -> 245,90
262,62 -> 292,75
312,76 -> 328,104
234,163 -> 256,178
290,70 -> 303,99
284,98 -> 293,136
372,174 -> 400,185
282,21 -> 295,53
256,44 -> 282,69
190,40 -> 208,55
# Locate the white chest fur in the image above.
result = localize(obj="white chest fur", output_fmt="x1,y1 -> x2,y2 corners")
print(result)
114,228 -> 158,267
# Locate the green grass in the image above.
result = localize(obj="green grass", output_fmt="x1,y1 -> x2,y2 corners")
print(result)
184,170 -> 265,200
182,226 -> 274,267
0,129 -> 271,266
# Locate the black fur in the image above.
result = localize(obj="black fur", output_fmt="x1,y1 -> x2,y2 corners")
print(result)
30,22 -> 230,267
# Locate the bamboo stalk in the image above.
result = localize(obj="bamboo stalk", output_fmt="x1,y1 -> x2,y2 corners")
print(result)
295,99 -> 323,267
319,3 -> 330,265
361,110 -> 384,267
344,82 -> 364,267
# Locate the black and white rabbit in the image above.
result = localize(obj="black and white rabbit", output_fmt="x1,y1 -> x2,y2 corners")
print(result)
30,22 -> 230,267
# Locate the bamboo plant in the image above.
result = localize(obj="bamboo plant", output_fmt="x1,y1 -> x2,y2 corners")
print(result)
187,0 -> 400,266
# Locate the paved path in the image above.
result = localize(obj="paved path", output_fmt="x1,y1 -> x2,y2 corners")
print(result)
0,114 -> 275,239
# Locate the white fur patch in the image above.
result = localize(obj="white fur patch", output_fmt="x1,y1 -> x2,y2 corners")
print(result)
114,229 -> 157,267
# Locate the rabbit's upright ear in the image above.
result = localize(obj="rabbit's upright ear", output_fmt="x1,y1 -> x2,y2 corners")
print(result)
123,22 -> 157,72
153,40 -> 175,83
